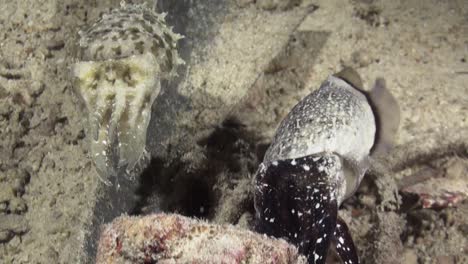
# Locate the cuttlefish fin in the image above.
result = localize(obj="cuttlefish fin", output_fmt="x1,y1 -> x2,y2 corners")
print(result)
332,216 -> 359,264
334,67 -> 400,157
333,67 -> 364,91
368,78 -> 400,157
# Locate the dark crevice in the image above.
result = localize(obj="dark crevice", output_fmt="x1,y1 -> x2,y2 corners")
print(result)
131,118 -> 261,221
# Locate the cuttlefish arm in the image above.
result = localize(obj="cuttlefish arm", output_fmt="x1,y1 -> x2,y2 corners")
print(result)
255,154 -> 348,263
332,217 -> 359,264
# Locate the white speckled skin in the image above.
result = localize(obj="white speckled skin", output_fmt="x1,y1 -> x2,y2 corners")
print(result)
263,75 -> 376,203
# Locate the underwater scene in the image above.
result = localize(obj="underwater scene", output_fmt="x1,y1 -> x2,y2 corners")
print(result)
0,0 -> 467,263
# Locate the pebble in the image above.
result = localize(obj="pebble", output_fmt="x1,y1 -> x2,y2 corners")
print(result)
9,197 -> 27,214
401,249 -> 418,264
351,50 -> 372,68
436,256 -> 456,264
0,214 -> 28,243
0,84 -> 9,99
359,193 -> 376,208
444,158 -> 465,179
44,246 -> 59,262
256,0 -> 301,10
0,202 -> 7,213
0,230 -> 12,243
236,0 -> 254,7
458,223 -> 468,236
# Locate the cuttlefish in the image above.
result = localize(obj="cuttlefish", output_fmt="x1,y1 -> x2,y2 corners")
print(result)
254,68 -> 400,263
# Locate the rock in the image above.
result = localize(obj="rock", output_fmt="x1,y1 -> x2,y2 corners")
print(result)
400,160 -> 468,209
96,213 -> 306,264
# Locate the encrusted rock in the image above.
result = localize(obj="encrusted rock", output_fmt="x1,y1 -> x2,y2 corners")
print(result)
96,213 -> 306,264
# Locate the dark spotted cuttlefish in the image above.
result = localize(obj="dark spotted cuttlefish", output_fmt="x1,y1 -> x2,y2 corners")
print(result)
254,68 -> 400,264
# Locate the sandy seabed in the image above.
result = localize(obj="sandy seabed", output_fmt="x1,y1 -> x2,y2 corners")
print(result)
0,0 -> 467,263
